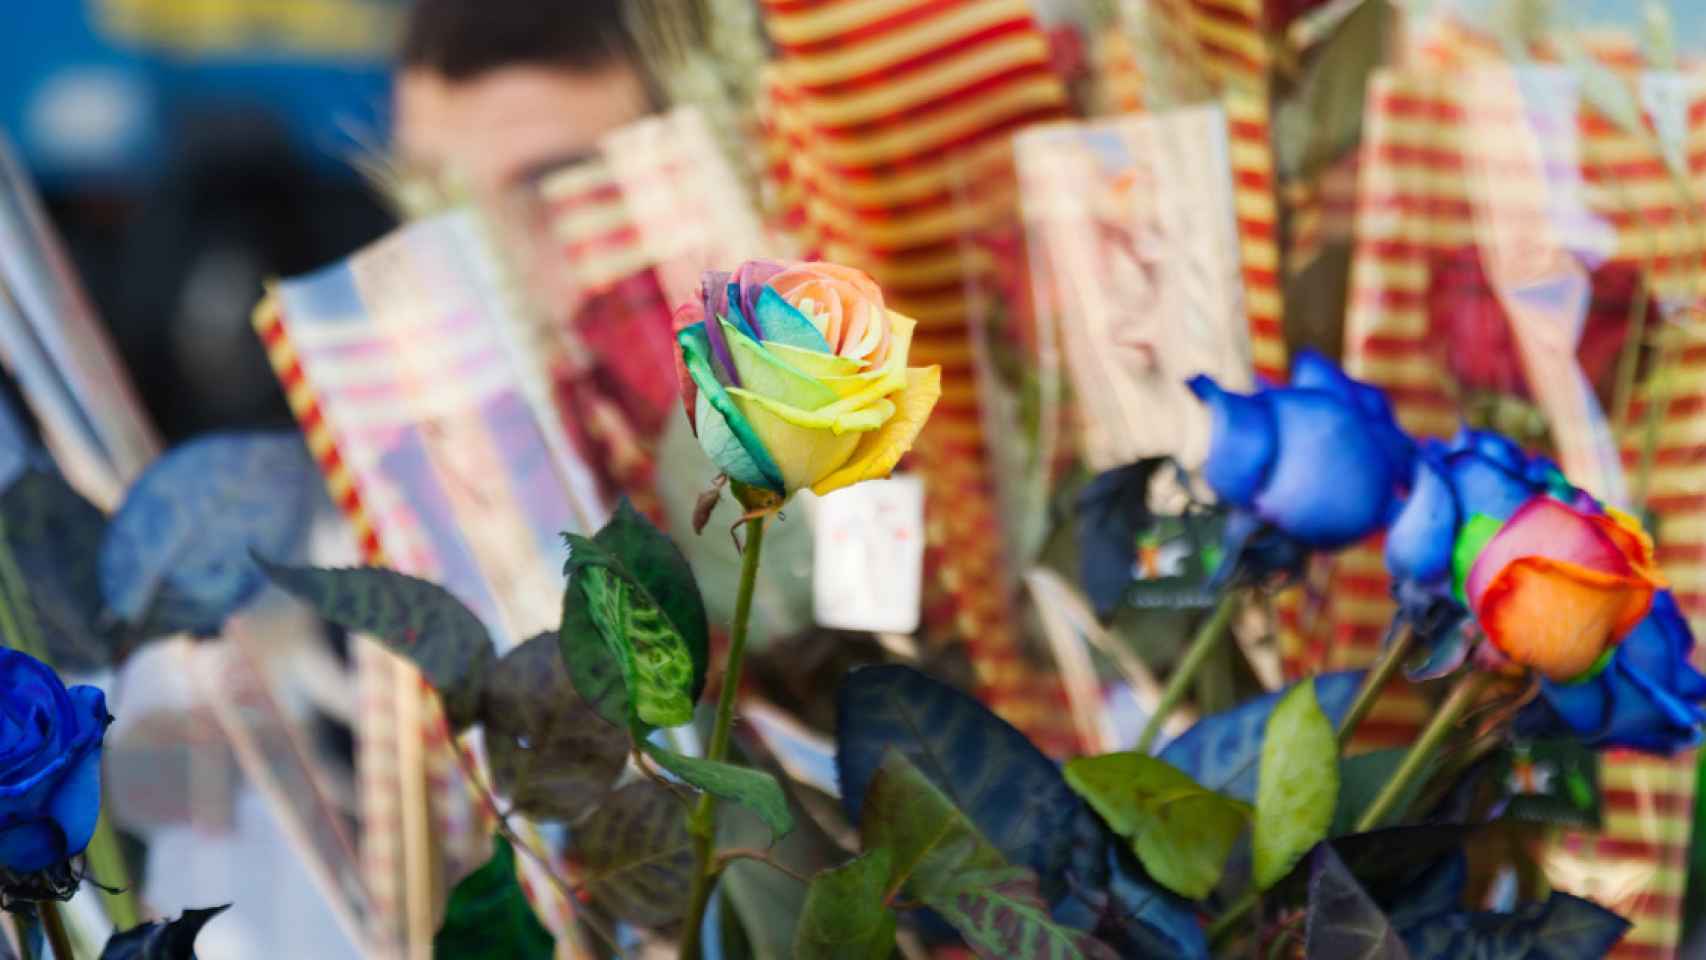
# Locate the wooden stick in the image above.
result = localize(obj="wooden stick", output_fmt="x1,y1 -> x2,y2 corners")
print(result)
180,642 -> 371,955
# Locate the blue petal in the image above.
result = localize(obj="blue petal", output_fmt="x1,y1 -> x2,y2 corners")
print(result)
724,281 -> 759,341
1251,390 -> 1396,547
46,735 -> 101,861
1597,660 -> 1704,752
1446,451 -> 1536,521
753,286 -> 832,353
1449,427 -> 1526,472
0,819 -> 64,873
1189,376 -> 1276,508
1287,348 -> 1354,400
1386,452 -> 1460,584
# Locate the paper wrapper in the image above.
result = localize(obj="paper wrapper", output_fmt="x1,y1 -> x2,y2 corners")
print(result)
258,210 -> 608,954
1014,105 -> 1255,475
533,106 -> 769,522
1095,0 -> 1288,379
1317,65 -> 1706,958
754,0 -> 1083,753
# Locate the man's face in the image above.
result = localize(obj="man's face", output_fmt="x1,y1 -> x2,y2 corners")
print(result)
393,60 -> 650,202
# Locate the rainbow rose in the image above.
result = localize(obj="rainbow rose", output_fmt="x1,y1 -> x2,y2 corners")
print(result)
674,261 -> 941,499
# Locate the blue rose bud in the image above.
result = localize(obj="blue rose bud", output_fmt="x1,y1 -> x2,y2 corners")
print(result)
0,649 -> 111,874
1189,350 -> 1415,551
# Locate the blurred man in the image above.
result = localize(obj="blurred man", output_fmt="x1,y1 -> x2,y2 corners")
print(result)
393,0 -> 652,201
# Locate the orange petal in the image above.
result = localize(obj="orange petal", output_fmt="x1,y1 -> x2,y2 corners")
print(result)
1476,556 -> 1657,681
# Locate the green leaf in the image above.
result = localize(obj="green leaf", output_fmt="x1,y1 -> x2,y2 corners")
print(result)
480,633 -> 629,822
570,780 -> 695,929
794,850 -> 897,960
862,751 -> 1119,959
0,469 -> 114,672
433,836 -> 555,959
1063,752 -> 1250,900
559,577 -> 629,728
1252,679 -> 1339,889
99,905 -> 229,959
262,562 -> 495,729
561,532 -> 697,729
593,499 -> 710,699
644,742 -> 795,842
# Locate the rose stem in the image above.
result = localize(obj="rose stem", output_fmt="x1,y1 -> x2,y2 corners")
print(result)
1335,621 -> 1415,750
0,526 -> 142,929
1134,590 -> 1239,753
678,514 -> 768,960
1353,670 -> 1494,833
39,901 -> 73,960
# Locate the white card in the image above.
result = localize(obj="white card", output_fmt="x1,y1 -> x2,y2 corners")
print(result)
806,474 -> 925,634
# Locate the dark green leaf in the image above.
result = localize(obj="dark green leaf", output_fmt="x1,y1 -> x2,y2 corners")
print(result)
862,751 -> 1119,960
562,534 -> 696,729
594,500 -> 709,700
1063,752 -> 1249,900
1333,748 -> 1432,837
570,780 -> 694,929
643,742 -> 794,841
0,469 -> 113,671
835,665 -> 1095,908
433,837 -> 554,959
1399,891 -> 1630,959
101,432 -> 319,638
1305,845 -> 1409,960
794,849 -> 897,960
1253,678 -> 1338,889
480,633 -> 628,822
559,577 -> 628,728
99,905 -> 230,959
262,562 -> 495,729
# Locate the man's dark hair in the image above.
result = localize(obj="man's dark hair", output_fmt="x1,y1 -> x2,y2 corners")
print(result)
399,0 -> 636,80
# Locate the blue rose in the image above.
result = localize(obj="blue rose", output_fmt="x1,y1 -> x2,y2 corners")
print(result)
0,649 -> 110,874
1189,350 -> 1415,564
1386,428 -> 1706,751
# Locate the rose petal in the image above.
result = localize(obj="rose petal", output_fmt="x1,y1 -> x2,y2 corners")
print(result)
1464,498 -> 1640,611
721,319 -> 837,411
726,388 -> 888,492
677,325 -> 785,492
1386,452 -> 1460,584
812,365 -> 943,497
672,305 -> 706,431
1476,556 -> 1656,681
1188,376 -> 1277,508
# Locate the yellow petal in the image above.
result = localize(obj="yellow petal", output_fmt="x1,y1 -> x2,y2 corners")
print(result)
763,341 -> 864,379
727,387 -> 893,493
722,319 -> 837,411
810,365 -> 942,497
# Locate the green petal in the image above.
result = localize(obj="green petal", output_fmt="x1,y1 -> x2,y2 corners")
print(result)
722,319 -> 838,411
678,325 -> 785,493
1451,512 -> 1505,605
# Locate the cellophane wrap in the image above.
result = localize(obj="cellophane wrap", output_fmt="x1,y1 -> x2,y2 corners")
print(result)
1316,65 -> 1706,958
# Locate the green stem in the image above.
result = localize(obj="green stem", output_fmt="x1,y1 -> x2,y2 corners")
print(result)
1135,591 -> 1238,754
1336,622 -> 1415,750
1353,671 -> 1494,833
677,516 -> 767,960
39,902 -> 72,960
1205,889 -> 1258,949
84,812 -> 141,930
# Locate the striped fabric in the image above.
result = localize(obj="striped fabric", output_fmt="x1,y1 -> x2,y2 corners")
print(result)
1324,66 -> 1706,959
754,0 -> 1084,753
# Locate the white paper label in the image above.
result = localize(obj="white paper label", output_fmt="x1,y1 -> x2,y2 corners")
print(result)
807,474 -> 925,634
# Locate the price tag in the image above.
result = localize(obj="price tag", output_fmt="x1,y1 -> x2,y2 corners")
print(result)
805,474 -> 925,634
